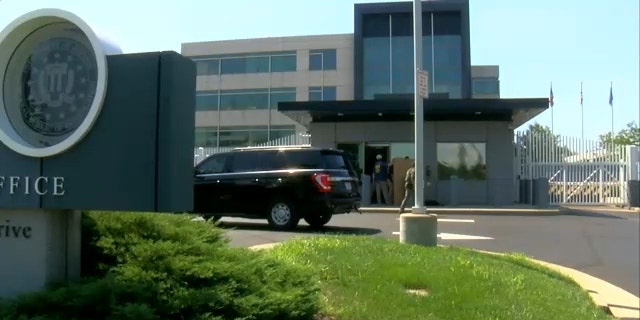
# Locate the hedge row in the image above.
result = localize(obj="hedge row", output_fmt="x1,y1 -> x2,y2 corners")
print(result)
0,211 -> 319,320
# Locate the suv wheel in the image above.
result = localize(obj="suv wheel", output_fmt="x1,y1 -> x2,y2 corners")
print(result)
267,198 -> 300,230
304,214 -> 333,228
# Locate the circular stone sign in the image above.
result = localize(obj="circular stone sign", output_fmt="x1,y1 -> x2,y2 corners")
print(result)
0,9 -> 109,158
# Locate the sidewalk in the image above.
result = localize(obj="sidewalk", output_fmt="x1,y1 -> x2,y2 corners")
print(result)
358,204 -> 564,215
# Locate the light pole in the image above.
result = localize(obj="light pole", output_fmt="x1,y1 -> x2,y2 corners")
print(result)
399,0 -> 437,247
412,0 -> 426,214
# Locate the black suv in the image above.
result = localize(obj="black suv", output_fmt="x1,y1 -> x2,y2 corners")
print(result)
193,146 -> 361,230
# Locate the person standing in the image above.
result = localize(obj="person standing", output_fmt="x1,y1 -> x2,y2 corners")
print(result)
372,154 -> 390,205
399,161 -> 416,214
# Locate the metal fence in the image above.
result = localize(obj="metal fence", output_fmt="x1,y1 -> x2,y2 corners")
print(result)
192,129 -> 639,205
515,131 -> 638,205
193,134 -> 311,165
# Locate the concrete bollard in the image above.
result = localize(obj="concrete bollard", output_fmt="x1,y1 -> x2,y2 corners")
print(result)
399,213 -> 438,247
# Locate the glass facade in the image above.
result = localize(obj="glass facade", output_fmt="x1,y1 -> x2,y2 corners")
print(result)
195,88 -> 296,111
193,51 -> 297,75
308,86 -> 337,101
309,49 -> 337,70
196,125 -> 296,148
436,142 -> 487,180
361,12 -> 463,99
472,77 -> 500,96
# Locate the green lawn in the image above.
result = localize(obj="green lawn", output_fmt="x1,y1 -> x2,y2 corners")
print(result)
268,235 -> 612,320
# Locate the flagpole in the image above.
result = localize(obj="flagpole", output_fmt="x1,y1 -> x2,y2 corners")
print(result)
610,81 -> 614,136
580,81 -> 584,142
550,82 -> 555,134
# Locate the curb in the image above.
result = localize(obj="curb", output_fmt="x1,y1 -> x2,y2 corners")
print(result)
249,242 -> 639,319
357,207 -> 563,216
473,249 -> 640,320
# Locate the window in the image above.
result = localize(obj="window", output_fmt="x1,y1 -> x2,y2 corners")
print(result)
195,127 -> 218,148
363,37 -> 391,99
360,12 -> 463,99
309,49 -> 337,70
337,143 -> 362,176
215,125 -> 296,148
221,56 -> 270,74
197,154 -> 229,174
219,89 -> 269,110
195,60 -> 219,75
194,125 -> 297,149
472,78 -> 500,96
309,86 -> 337,101
219,129 -> 268,147
432,35 -> 463,98
270,90 -> 296,108
268,127 -> 296,140
196,94 -> 218,111
436,143 -> 487,180
322,152 -> 349,170
271,55 -> 297,72
199,88 -> 297,111
281,150 -> 323,169
196,51 -> 297,75
274,150 -> 351,171
230,152 -> 260,172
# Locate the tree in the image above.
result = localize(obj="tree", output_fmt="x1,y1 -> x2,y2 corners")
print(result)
599,122 -> 640,147
516,123 -> 575,162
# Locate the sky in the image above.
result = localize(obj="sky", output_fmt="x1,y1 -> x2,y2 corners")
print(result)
1,0 -> 638,141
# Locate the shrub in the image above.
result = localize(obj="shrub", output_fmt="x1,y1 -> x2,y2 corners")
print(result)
0,212 -> 319,320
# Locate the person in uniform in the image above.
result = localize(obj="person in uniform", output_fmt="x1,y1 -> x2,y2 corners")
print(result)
399,161 -> 416,213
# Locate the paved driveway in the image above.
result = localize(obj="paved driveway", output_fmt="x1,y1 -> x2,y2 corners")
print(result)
218,209 -> 640,296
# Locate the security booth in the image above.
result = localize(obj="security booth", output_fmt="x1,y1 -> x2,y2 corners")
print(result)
278,97 -> 548,206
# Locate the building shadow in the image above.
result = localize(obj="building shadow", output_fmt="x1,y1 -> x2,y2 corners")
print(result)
215,220 -> 382,236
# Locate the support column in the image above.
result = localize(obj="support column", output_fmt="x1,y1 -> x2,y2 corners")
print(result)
0,209 -> 81,298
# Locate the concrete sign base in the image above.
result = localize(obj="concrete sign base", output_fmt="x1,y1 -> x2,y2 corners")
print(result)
399,213 -> 438,247
0,209 -> 81,298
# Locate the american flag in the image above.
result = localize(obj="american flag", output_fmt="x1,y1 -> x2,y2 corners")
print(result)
580,82 -> 583,106
549,82 -> 554,107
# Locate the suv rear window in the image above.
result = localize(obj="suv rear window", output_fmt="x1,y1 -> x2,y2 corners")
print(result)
279,150 -> 322,169
227,149 -> 357,175
322,153 -> 348,170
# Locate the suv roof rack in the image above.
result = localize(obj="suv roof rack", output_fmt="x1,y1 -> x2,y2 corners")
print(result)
233,144 -> 313,151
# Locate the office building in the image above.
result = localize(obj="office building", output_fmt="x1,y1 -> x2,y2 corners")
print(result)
182,0 -> 548,206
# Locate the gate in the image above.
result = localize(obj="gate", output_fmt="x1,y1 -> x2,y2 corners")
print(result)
516,131 -> 635,206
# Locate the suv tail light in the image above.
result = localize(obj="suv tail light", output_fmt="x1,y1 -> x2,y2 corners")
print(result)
311,173 -> 332,193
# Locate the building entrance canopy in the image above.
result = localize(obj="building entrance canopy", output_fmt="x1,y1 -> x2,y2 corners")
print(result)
278,98 -> 549,129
